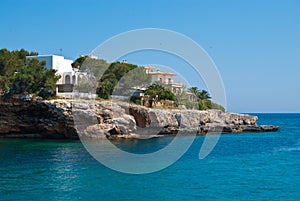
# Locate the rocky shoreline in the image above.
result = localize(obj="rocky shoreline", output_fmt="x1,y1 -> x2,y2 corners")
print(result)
0,99 -> 280,139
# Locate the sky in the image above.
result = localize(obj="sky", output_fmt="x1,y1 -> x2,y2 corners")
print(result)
0,0 -> 299,113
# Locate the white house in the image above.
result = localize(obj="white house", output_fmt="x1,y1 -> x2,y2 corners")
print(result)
26,54 -> 97,99
26,55 -> 78,92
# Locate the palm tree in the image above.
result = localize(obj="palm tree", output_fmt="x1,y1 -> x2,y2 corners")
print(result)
187,87 -> 212,110
146,82 -> 175,101
197,90 -> 211,101
188,87 -> 199,96
187,86 -> 199,102
197,90 -> 211,110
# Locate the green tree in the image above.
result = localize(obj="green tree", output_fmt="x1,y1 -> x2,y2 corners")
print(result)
71,56 -> 88,69
74,75 -> 97,93
197,89 -> 211,101
72,56 -> 109,79
115,67 -> 151,96
97,62 -> 150,99
9,58 -> 60,98
187,87 -> 199,98
0,48 -> 59,99
187,87 -> 215,110
0,48 -> 37,93
145,82 -> 176,101
196,90 -> 211,110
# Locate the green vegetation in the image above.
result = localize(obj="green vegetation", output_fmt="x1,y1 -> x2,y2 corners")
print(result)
75,76 -> 96,93
129,96 -> 142,105
186,87 -> 225,111
0,48 -> 37,93
0,49 -> 225,111
97,62 -> 151,99
210,101 -> 226,111
114,66 -> 151,97
72,56 -> 109,78
0,48 -> 60,99
145,82 -> 176,101
71,56 -> 88,69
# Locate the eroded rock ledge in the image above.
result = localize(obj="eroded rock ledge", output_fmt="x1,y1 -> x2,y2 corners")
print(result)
0,99 -> 279,139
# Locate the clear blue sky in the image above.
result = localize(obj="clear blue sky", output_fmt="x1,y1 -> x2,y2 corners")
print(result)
1,0 -> 299,113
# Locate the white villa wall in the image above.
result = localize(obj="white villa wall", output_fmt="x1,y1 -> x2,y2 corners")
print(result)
164,75 -> 173,84
52,55 -> 73,73
151,74 -> 159,83
144,65 -> 182,94
25,55 -> 93,98
26,55 -> 75,85
150,74 -> 174,84
26,55 -> 73,73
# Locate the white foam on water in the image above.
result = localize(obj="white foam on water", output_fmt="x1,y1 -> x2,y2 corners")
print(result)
275,138 -> 300,152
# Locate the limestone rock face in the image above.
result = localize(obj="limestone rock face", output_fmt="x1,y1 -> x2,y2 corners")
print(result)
148,109 -> 178,128
0,99 -> 279,139
0,99 -> 77,139
71,101 -> 137,138
224,112 -> 258,126
127,105 -> 151,128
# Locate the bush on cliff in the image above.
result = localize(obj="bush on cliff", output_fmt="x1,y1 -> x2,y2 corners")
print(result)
181,87 -> 225,111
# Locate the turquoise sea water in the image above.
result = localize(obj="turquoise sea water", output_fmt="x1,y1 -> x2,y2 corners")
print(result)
0,113 -> 299,201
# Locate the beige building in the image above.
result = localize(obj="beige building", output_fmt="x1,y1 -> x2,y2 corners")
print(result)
144,66 -> 183,94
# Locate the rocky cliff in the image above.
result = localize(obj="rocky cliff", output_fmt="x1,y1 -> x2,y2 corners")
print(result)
0,99 -> 279,139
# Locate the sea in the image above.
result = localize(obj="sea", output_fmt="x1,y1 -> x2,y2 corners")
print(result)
0,113 -> 299,201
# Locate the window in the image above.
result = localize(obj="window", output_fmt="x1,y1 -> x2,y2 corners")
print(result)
65,75 -> 71,84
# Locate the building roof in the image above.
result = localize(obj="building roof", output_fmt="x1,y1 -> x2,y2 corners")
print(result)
26,55 -> 73,61
143,66 -> 157,70
26,54 -> 62,58
147,71 -> 176,76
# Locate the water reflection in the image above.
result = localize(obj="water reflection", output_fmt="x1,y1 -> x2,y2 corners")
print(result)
108,137 -> 174,154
